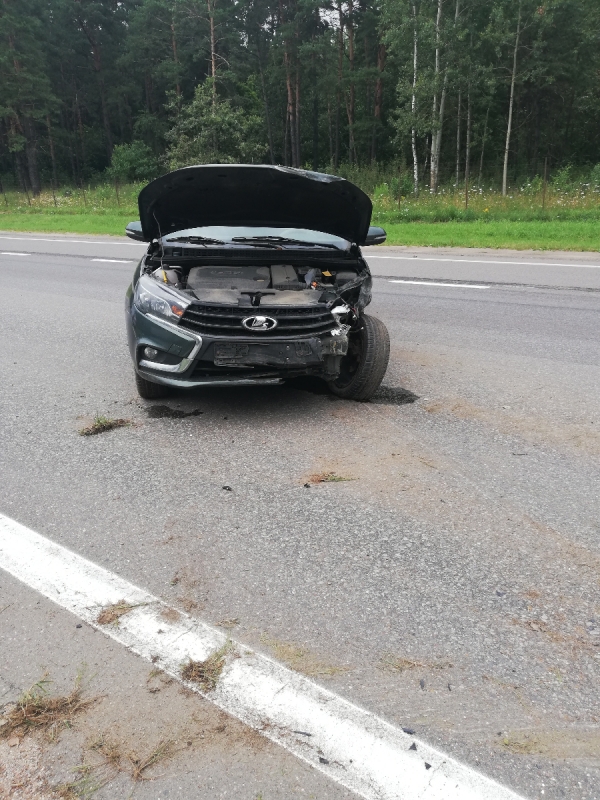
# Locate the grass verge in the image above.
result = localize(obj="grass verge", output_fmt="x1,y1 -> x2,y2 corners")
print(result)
380,220 -> 600,251
0,212 -> 598,251
0,213 -> 131,236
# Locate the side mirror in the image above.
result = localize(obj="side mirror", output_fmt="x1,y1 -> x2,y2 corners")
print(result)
125,221 -> 146,241
364,226 -> 386,246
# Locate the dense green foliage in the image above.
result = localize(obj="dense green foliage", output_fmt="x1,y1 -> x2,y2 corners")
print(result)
1,0 -> 600,196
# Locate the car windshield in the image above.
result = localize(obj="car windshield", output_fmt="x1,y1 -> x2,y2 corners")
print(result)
164,226 -> 349,249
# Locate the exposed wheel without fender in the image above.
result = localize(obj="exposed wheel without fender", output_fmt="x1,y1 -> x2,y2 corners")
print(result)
327,314 -> 390,401
135,371 -> 170,399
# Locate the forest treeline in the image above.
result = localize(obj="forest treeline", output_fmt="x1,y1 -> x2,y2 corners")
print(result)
2,0 -> 599,197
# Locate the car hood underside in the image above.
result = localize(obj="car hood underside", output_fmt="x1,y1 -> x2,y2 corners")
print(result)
138,165 -> 373,244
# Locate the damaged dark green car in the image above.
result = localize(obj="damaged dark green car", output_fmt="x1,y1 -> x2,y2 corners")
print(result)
125,164 -> 389,401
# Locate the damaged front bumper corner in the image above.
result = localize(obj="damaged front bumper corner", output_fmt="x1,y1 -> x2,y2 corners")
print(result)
129,304 -> 349,386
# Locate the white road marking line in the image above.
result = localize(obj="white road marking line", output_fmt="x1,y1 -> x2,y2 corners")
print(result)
0,512 -> 524,800
369,255 -> 600,269
0,235 -> 145,246
389,280 -> 489,289
1,251 -> 30,256
91,258 -> 133,263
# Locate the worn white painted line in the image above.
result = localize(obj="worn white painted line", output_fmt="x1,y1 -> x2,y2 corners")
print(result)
389,280 -> 489,289
0,251 -> 30,256
0,235 -> 145,246
369,255 -> 600,269
0,512 -> 524,800
91,258 -> 133,263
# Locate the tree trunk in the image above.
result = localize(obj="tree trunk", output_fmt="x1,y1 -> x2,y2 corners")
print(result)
464,87 -> 471,208
345,0 -> 356,164
14,150 -> 30,196
258,54 -> 275,164
430,0 -> 457,193
295,62 -> 301,166
371,43 -> 385,163
171,19 -> 181,105
46,115 -> 58,202
502,0 -> 521,196
335,0 -> 344,169
312,48 -> 319,171
283,106 -> 290,166
411,2 -> 419,196
455,89 -> 461,187
22,116 -> 41,196
284,54 -> 297,166
76,17 -> 112,160
478,105 -> 489,187
208,0 -> 217,104
327,99 -> 334,165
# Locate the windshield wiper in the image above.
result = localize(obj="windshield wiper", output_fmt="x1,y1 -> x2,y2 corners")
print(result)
166,235 -> 225,245
231,236 -> 340,250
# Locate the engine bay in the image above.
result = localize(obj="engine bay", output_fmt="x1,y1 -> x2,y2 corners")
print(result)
148,262 -> 365,308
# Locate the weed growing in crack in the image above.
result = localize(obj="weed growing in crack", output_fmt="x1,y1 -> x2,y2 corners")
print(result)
79,415 -> 130,436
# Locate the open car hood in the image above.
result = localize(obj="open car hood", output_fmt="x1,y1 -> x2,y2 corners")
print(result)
138,165 -> 373,244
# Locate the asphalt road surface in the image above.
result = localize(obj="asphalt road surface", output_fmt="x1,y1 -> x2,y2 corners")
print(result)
0,232 -> 599,800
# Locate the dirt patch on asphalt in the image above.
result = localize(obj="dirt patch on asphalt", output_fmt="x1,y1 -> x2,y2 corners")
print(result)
306,471 -> 354,484
423,397 -> 600,456
260,635 -> 351,678
0,736 -> 62,799
379,655 -> 453,673
146,405 -> 203,419
500,729 -> 600,758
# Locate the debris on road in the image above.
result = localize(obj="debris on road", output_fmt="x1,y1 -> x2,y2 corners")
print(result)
0,676 -> 97,741
78,415 -> 130,436
260,634 -> 351,678
129,739 -> 180,781
217,617 -> 240,629
306,472 -> 354,484
181,643 -> 231,692
380,655 -> 453,673
96,600 -> 143,626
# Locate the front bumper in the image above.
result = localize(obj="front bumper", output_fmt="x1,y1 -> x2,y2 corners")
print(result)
127,303 -> 348,387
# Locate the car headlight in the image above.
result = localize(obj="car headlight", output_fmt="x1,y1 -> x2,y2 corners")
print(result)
134,274 -> 189,322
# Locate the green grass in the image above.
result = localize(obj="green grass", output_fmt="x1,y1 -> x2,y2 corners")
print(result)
0,213 -> 131,236
0,181 -> 598,250
380,220 -> 600,251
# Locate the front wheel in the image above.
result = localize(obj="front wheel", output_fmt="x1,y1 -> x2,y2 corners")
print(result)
135,371 -> 170,399
327,314 -> 390,401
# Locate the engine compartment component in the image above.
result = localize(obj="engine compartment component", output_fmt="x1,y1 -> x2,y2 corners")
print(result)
270,264 -> 304,290
187,266 -> 271,291
157,262 -> 363,307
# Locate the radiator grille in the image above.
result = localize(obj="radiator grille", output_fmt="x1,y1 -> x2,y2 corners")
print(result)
179,304 -> 336,336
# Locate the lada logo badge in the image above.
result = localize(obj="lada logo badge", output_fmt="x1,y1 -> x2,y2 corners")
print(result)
241,315 -> 278,331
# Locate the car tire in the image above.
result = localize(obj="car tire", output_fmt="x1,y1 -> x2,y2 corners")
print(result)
327,314 -> 390,401
135,371 -> 170,399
